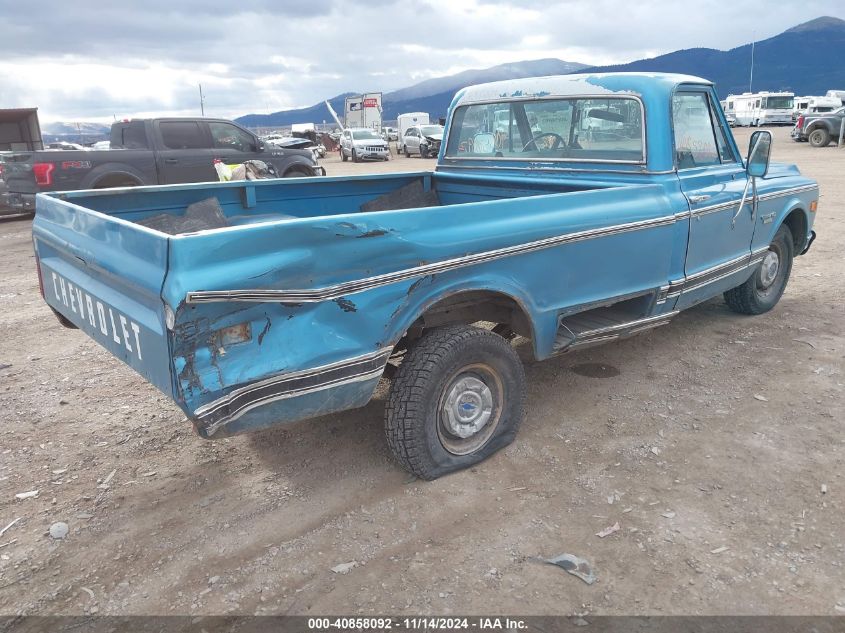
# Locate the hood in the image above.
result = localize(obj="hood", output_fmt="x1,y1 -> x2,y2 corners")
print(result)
763,162 -> 802,179
353,138 -> 387,146
424,133 -> 444,142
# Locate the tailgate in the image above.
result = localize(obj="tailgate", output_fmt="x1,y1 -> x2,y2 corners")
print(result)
32,192 -> 174,397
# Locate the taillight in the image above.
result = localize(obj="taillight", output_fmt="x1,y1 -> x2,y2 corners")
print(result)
796,115 -> 805,128
32,162 -> 55,186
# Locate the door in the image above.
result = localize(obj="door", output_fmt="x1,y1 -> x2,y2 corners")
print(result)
674,90 -> 756,305
405,128 -> 420,153
155,120 -> 217,184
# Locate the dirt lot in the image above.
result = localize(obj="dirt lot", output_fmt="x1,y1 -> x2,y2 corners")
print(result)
0,128 -> 842,617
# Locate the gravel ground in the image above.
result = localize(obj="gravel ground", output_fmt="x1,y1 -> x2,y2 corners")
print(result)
0,127 -> 842,616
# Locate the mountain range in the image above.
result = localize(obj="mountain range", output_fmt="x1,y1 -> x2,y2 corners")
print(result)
235,16 -> 845,128
42,16 -> 845,139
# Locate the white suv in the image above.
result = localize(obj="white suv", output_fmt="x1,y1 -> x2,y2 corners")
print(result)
340,128 -> 390,162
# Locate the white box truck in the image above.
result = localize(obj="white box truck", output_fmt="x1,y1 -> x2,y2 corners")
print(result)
397,112 -> 429,153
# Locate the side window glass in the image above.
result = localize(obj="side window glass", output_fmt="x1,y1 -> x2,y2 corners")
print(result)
708,97 -> 736,163
122,122 -> 148,149
209,122 -> 254,152
672,92 -> 720,169
159,122 -> 209,150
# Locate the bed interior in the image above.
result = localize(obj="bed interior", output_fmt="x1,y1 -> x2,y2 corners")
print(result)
64,173 -> 611,235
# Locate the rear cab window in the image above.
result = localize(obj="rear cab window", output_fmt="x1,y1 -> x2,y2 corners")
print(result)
444,96 -> 644,163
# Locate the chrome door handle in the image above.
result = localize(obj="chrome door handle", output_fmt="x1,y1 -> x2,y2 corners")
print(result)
688,194 -> 711,204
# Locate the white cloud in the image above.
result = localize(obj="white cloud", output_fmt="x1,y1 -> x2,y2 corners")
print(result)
0,0 -> 842,122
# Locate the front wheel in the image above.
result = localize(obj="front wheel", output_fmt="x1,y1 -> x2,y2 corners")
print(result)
404,145 -> 410,158
384,325 -> 526,480
351,149 -> 359,163
808,128 -> 831,148
724,224 -> 794,315
341,148 -> 348,162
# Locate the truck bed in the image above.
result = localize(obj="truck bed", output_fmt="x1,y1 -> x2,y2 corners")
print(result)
33,170 -> 674,436
60,171 -> 610,234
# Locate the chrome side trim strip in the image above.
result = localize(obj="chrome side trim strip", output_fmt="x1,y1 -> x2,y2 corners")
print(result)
758,184 -> 818,201
685,253 -> 750,284
687,184 -> 819,218
186,215 -> 676,304
558,311 -> 679,352
577,312 -> 679,339
195,347 -> 392,436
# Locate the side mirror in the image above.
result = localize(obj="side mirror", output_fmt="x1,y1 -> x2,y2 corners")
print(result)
746,130 -> 772,178
255,138 -> 265,152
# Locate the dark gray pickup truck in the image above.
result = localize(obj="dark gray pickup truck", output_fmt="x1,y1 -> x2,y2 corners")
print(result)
2,117 -> 324,214
791,107 -> 845,147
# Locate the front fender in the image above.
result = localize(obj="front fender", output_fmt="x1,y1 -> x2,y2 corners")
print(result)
752,190 -> 815,254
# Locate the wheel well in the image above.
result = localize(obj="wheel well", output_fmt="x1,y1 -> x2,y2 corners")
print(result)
283,166 -> 311,177
783,209 -> 807,252
395,290 -> 533,351
93,174 -> 141,189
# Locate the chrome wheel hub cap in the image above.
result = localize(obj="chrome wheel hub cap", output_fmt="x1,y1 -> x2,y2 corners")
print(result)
760,251 -> 780,288
442,376 -> 493,439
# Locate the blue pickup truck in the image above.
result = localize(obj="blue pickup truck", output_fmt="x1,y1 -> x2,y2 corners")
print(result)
33,73 -> 818,479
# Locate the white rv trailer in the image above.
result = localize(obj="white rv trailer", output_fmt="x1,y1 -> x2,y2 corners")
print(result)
727,91 -> 794,126
825,90 -> 845,104
792,96 -> 842,120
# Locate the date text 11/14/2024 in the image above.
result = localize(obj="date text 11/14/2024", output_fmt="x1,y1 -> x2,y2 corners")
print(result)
307,617 -> 527,630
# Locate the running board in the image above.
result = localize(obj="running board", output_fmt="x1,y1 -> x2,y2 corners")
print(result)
553,311 -> 679,354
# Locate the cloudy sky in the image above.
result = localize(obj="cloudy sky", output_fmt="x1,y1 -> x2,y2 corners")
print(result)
1,0 -> 843,123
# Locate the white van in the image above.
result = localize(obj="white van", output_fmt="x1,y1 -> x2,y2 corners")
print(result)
397,112 -> 429,153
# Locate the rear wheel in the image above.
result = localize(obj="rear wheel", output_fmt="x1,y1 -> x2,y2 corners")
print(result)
808,128 -> 831,148
384,325 -> 526,480
724,224 -> 794,315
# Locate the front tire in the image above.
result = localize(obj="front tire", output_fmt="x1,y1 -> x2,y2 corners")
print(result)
385,325 -> 526,480
724,224 -> 794,315
808,128 -> 831,148
341,148 -> 348,162
404,145 -> 410,158
352,149 -> 359,163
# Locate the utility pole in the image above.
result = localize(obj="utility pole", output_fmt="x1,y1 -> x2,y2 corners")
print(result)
199,84 -> 205,116
749,40 -> 755,92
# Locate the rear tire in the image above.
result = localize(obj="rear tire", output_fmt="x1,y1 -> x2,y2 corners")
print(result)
724,224 -> 794,315
808,128 -> 831,148
384,325 -> 526,480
